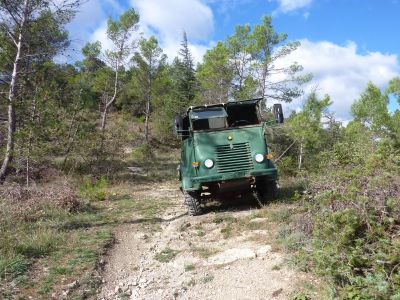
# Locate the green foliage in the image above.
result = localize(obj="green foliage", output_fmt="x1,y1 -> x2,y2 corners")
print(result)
106,8 -> 140,60
351,82 -> 392,135
387,77 -> 400,103
174,32 -> 198,105
154,248 -> 179,263
79,176 -> 108,201
212,214 -> 236,224
197,41 -> 233,104
130,143 -> 154,162
197,15 -> 308,104
184,264 -> 196,272
289,292 -> 310,300
289,131 -> 400,299
0,255 -> 31,280
136,37 -> 166,133
276,92 -> 334,174
200,274 -> 214,284
15,229 -> 62,258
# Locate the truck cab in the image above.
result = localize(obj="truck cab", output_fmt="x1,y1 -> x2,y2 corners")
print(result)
174,98 -> 283,216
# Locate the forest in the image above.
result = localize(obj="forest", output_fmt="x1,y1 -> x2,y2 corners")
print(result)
1,1 -> 400,299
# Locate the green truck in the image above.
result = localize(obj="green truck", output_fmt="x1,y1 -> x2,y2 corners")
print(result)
174,98 -> 284,216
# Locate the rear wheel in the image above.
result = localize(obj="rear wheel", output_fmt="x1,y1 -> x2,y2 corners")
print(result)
184,191 -> 202,216
256,178 -> 278,204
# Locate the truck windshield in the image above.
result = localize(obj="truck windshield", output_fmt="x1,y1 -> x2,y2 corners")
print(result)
191,107 -> 228,130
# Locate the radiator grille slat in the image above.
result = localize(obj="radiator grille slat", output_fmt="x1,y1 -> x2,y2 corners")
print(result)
214,142 -> 253,173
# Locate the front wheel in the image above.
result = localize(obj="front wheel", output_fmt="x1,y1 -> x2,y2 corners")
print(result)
256,179 -> 278,204
183,191 -> 202,216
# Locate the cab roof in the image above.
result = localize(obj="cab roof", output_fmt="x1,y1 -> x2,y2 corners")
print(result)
187,98 -> 263,114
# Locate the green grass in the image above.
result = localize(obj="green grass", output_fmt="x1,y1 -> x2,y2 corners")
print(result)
196,229 -> 206,237
192,247 -> 218,259
0,255 -> 31,280
154,248 -> 179,263
213,214 -> 236,224
200,274 -> 214,284
79,176 -> 108,201
269,207 -> 291,223
0,186 -> 172,299
184,264 -> 196,272
271,264 -> 282,271
220,226 -> 233,239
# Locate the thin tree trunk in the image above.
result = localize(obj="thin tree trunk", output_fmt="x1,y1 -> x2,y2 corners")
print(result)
144,58 -> 152,142
144,97 -> 150,142
298,138 -> 304,170
26,92 -> 38,187
99,62 -> 120,153
100,35 -> 127,138
62,92 -> 82,168
0,0 -> 29,182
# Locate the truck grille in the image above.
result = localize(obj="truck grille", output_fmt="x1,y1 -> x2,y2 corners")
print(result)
214,142 -> 253,173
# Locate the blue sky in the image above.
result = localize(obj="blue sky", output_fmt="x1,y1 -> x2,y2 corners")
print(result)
66,0 -> 400,120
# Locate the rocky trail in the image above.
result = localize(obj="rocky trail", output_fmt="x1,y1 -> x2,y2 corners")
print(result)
97,183 -> 313,300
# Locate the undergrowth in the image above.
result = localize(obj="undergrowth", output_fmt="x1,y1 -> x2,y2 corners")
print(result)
277,140 -> 400,299
0,179 -> 173,298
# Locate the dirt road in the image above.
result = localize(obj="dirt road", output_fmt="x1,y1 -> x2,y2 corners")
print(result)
97,182 -> 312,300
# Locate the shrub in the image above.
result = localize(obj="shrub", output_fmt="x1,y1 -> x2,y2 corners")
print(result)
154,248 -> 179,263
130,143 -> 154,162
79,176 -> 107,201
290,141 -> 400,299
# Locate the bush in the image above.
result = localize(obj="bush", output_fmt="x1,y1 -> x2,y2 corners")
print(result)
130,143 -> 154,162
79,176 -> 107,201
291,140 -> 400,299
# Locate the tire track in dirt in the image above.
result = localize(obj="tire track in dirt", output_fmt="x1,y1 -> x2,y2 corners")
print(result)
97,183 -> 312,300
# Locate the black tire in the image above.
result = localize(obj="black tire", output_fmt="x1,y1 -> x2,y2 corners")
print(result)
256,179 -> 278,203
184,191 -> 202,216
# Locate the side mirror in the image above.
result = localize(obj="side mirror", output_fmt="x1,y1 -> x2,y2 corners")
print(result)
273,104 -> 284,124
173,115 -> 183,135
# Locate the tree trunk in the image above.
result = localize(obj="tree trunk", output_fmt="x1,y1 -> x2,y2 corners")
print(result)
99,61 -> 120,153
62,91 -> 82,169
298,138 -> 304,170
99,105 -> 109,155
0,0 -> 29,182
144,59 -> 152,142
144,98 -> 150,142
26,93 -> 38,187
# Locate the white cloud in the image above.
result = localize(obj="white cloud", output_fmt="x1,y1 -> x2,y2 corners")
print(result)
86,0 -> 214,64
90,22 -> 114,53
131,0 -> 214,63
132,0 -> 214,41
86,0 -> 213,63
271,0 -> 313,14
274,39 -> 399,121
63,0 -> 125,61
160,38 -> 214,64
108,0 -> 213,63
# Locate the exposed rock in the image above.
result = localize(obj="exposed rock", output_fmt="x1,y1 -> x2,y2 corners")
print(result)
249,217 -> 268,223
66,280 -> 79,290
207,248 -> 256,265
256,245 -> 272,257
134,233 -> 149,240
127,167 -> 144,174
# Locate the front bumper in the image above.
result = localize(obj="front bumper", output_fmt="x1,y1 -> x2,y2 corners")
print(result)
184,168 -> 277,191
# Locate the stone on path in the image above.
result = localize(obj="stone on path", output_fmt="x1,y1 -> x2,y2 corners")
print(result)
207,248 -> 256,265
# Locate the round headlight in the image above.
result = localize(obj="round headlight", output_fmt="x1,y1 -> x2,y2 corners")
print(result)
204,159 -> 214,168
255,153 -> 264,163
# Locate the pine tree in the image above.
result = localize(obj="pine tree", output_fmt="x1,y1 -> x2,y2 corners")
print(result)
173,32 -> 197,108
